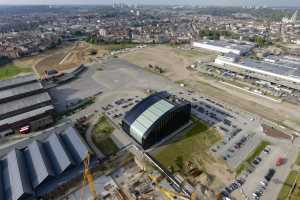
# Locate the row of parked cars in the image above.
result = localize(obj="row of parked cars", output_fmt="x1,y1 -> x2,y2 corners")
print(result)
221,178 -> 246,197
222,135 -> 249,161
252,168 -> 276,200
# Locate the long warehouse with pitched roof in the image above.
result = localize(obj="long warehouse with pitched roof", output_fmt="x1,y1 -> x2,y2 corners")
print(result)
122,92 -> 191,149
0,124 -> 92,200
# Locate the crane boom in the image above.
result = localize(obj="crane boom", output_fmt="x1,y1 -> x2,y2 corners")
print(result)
80,153 -> 98,200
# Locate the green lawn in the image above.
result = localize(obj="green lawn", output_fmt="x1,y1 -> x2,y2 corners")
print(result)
277,170 -> 300,200
155,118 -> 222,172
0,65 -> 32,80
92,115 -> 118,156
92,137 -> 119,156
235,140 -> 270,175
93,116 -> 115,136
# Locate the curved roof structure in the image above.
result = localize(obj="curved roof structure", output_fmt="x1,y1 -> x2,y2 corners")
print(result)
130,99 -> 174,143
122,92 -> 191,148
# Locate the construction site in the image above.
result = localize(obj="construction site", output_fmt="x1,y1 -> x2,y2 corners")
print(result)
60,148 -> 200,200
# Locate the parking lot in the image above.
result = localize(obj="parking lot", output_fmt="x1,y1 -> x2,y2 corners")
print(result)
218,141 -> 298,200
103,95 -> 143,127
169,90 -> 264,169
239,144 -> 295,200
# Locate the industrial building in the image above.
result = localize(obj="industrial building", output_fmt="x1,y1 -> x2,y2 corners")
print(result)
0,74 -> 55,137
192,39 -> 256,55
122,92 -> 191,149
214,54 -> 300,91
0,124 -> 92,200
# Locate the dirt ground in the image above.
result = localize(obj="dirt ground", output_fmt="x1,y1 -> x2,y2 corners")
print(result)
11,41 -> 108,77
262,124 -> 291,140
34,42 -> 108,76
120,45 -> 300,133
119,45 -> 217,81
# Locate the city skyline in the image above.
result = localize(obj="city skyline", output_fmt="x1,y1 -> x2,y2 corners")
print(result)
0,0 -> 300,7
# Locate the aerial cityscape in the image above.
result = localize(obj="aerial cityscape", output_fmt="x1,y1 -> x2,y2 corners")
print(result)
0,1 -> 300,200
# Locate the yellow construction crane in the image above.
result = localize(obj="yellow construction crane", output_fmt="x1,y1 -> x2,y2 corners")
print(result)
148,175 -> 192,200
80,153 -> 98,200
159,187 -> 190,200
190,192 -> 196,200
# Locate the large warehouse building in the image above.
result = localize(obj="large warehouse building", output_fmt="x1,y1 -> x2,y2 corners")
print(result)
122,92 -> 191,149
192,39 -> 256,55
0,74 -> 55,137
0,124 -> 92,200
214,54 -> 300,91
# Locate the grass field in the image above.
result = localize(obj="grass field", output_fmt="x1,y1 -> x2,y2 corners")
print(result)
277,170 -> 300,200
155,118 -> 222,172
92,115 -> 118,156
235,140 -> 271,175
0,64 -> 32,80
93,116 -> 115,135
92,137 -> 119,156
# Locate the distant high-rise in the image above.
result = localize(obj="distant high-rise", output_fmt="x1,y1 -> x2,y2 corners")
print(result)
282,10 -> 298,24
291,10 -> 298,23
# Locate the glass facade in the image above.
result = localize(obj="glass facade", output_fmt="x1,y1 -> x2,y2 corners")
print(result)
122,93 -> 191,149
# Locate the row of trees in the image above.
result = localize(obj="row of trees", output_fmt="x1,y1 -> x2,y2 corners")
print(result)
199,29 -> 236,40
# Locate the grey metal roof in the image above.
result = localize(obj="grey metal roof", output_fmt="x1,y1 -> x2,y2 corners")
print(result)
0,81 -> 43,102
241,59 -> 300,78
0,125 -> 92,200
0,105 -> 54,126
44,133 -> 74,174
0,92 -> 51,118
61,127 -> 89,163
130,99 -> 174,143
24,141 -> 55,188
6,149 -> 33,200
198,40 -> 255,51
0,161 -> 3,200
0,74 -> 36,91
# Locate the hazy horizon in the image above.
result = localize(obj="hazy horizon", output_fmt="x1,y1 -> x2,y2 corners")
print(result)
0,0 -> 299,7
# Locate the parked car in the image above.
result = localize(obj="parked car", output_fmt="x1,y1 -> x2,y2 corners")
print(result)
265,168 -> 276,181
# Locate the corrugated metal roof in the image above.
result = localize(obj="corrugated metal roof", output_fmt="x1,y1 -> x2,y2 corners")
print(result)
0,125 -> 91,200
24,141 -> 55,188
61,127 -> 89,163
0,161 -> 3,200
0,105 -> 54,126
130,99 -> 174,143
44,133 -> 74,174
6,149 -> 33,200
0,74 -> 36,91
0,92 -> 51,118
0,81 -> 43,102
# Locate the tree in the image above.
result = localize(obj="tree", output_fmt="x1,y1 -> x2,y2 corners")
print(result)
255,36 -> 267,48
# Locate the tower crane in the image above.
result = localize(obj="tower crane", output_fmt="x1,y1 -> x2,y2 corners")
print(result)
80,153 -> 98,200
148,175 -> 195,200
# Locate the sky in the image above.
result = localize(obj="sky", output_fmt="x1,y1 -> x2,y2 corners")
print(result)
0,0 -> 299,7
